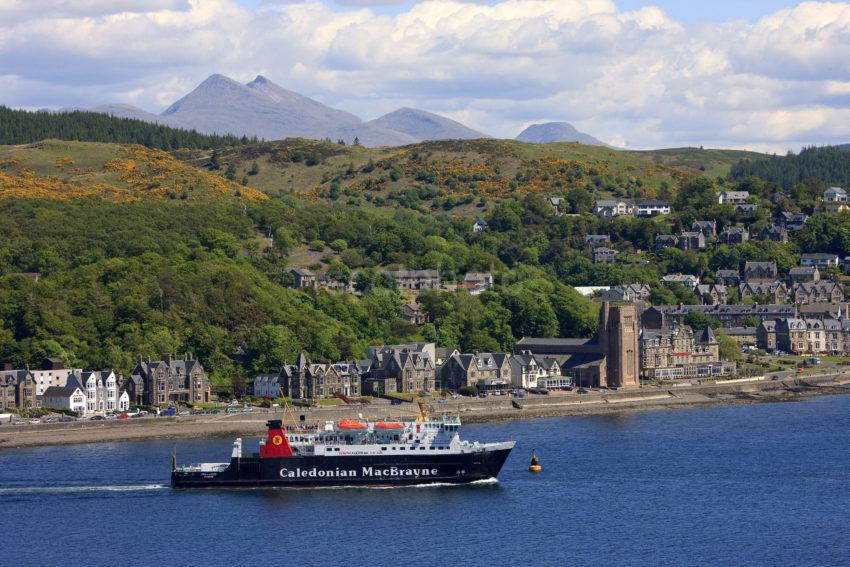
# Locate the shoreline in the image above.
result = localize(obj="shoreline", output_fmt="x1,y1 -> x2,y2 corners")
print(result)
2,373 -> 849,450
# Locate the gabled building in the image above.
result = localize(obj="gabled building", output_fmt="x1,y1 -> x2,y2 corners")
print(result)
655,234 -> 678,250
461,272 -> 494,295
718,227 -> 749,245
440,353 -> 511,392
131,353 -> 210,406
734,203 -> 758,215
692,220 -> 717,239
403,303 -> 429,325
792,282 -> 844,304
600,284 -> 652,303
291,268 -> 316,289
41,376 -> 86,415
365,344 -> 435,394
777,211 -> 808,230
696,284 -> 728,305
585,234 -> 611,248
718,191 -> 749,205
472,219 -> 489,233
0,368 -> 36,411
593,199 -> 634,218
388,270 -> 440,291
661,273 -> 700,290
744,261 -> 778,283
281,354 -> 363,399
739,281 -> 788,304
760,225 -> 789,243
824,186 -> 848,202
678,231 -> 706,251
757,320 -> 778,351
592,247 -> 619,264
640,325 -> 734,380
788,266 -> 820,285
715,269 -> 741,287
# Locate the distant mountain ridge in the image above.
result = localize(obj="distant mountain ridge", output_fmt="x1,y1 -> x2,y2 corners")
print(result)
516,122 -> 607,146
59,73 -> 610,148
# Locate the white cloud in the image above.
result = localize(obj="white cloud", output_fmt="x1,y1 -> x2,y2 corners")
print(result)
1,0 -> 850,150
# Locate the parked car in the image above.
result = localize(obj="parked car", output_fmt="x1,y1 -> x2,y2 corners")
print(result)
90,415 -> 106,421
117,413 -> 129,420
130,412 -> 146,418
159,406 -> 177,417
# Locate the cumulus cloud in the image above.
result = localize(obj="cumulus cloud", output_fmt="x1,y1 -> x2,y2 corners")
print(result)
1,0 -> 849,150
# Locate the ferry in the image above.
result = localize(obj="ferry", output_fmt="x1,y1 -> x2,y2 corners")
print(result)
171,415 -> 514,488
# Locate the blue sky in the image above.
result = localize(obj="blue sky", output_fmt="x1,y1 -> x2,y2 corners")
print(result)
616,0 -> 810,21
2,0 -> 850,151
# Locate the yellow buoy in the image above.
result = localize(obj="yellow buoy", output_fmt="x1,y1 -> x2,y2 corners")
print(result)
528,451 -> 541,472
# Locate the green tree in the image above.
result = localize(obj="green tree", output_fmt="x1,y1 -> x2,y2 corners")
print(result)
249,325 -> 299,373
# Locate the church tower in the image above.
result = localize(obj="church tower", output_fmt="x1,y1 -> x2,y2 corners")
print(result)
599,302 -> 640,389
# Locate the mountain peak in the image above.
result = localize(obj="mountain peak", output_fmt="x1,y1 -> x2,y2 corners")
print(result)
516,121 -> 607,147
369,107 -> 488,141
247,75 -> 270,86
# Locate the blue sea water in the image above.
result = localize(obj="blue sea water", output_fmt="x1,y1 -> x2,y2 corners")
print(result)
3,396 -> 850,567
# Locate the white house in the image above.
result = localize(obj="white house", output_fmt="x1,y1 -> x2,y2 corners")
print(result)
635,199 -> 671,217
472,219 -> 488,233
718,191 -> 749,205
75,371 -> 119,414
593,200 -> 634,218
661,273 -> 700,290
800,253 -> 840,268
117,390 -> 130,412
824,187 -> 848,202
41,379 -> 86,415
509,353 -> 563,389
253,373 -> 282,398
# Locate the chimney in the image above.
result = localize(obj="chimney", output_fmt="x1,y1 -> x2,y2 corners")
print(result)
1,362 -> 12,371
162,353 -> 172,365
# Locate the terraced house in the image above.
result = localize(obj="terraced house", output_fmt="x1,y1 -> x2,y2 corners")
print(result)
280,354 -> 363,399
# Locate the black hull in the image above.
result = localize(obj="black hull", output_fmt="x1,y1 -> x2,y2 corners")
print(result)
172,449 -> 513,488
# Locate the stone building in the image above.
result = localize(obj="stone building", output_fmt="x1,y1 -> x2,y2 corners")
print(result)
744,261 -> 778,283
718,227 -> 749,245
290,269 -> 316,289
131,353 -> 210,406
365,344 -> 435,394
388,270 -> 441,291
642,304 -> 796,329
792,282 -> 844,304
739,281 -> 788,303
280,354 -> 363,399
0,368 -> 36,411
592,247 -> 619,264
599,303 -> 640,388
692,220 -> 717,238
440,353 -> 511,391
639,325 -> 734,379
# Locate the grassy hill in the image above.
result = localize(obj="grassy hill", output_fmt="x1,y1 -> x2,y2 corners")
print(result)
172,139 -> 768,217
174,139 -> 710,211
0,140 -> 267,202
630,147 -> 766,178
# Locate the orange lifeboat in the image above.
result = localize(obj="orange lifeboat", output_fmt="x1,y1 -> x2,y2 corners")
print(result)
375,421 -> 405,429
337,419 -> 368,429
